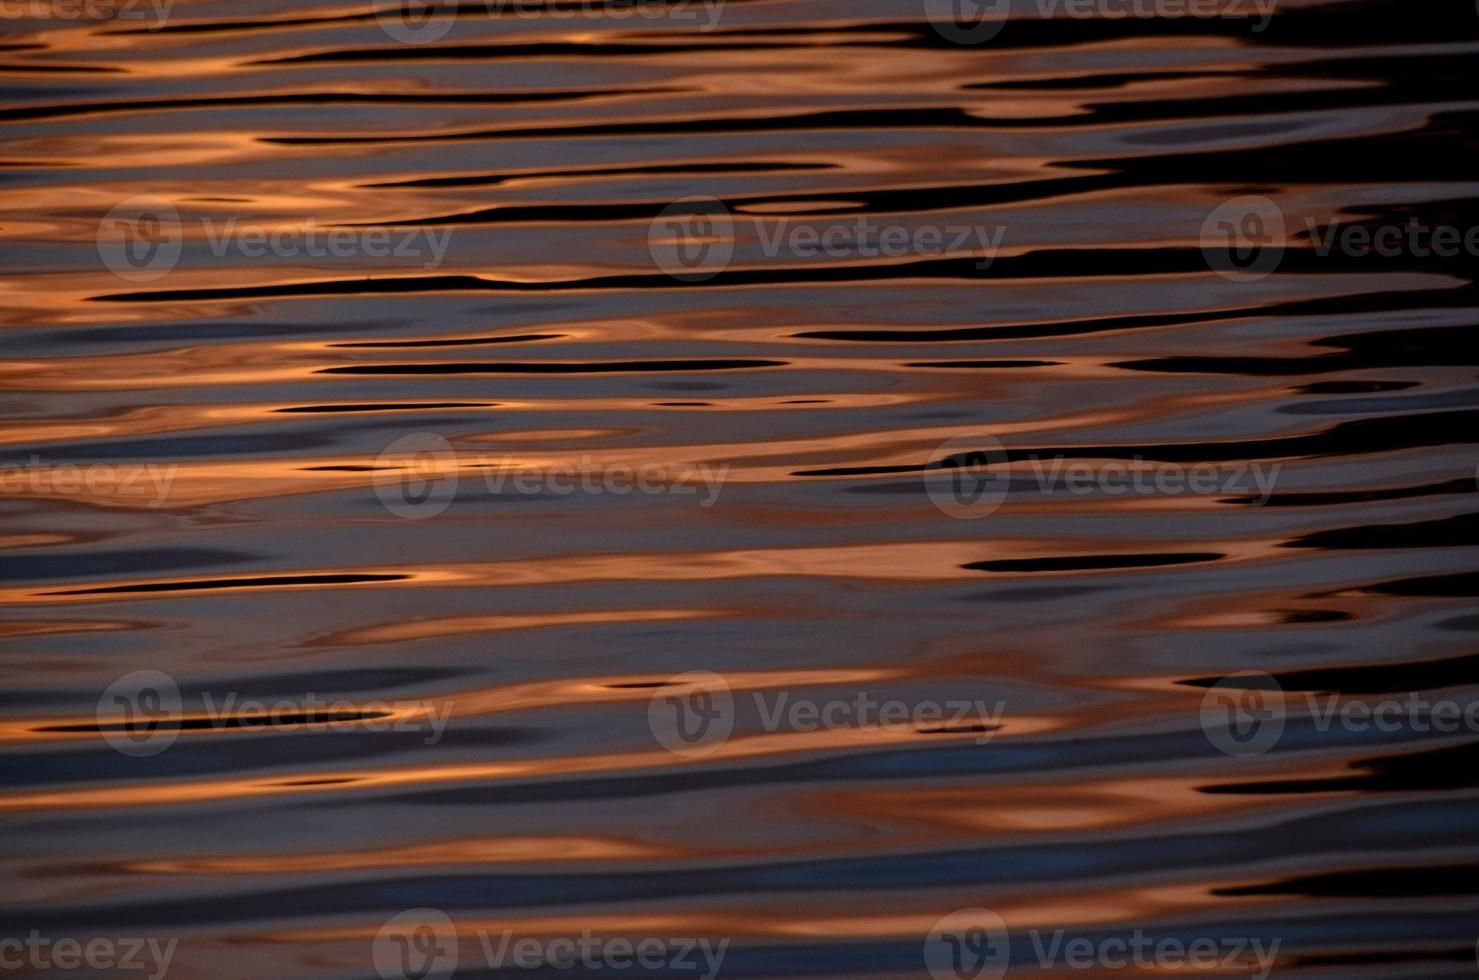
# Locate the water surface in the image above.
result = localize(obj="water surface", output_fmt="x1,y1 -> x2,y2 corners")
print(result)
1,0 -> 1477,977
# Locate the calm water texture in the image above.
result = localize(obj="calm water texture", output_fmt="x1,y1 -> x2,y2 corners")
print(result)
2,0 -> 1478,976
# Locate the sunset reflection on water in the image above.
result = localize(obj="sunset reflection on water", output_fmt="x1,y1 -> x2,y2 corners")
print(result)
1,0 -> 1477,977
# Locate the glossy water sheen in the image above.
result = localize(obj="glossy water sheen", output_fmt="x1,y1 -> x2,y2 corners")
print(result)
1,1 -> 1477,977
